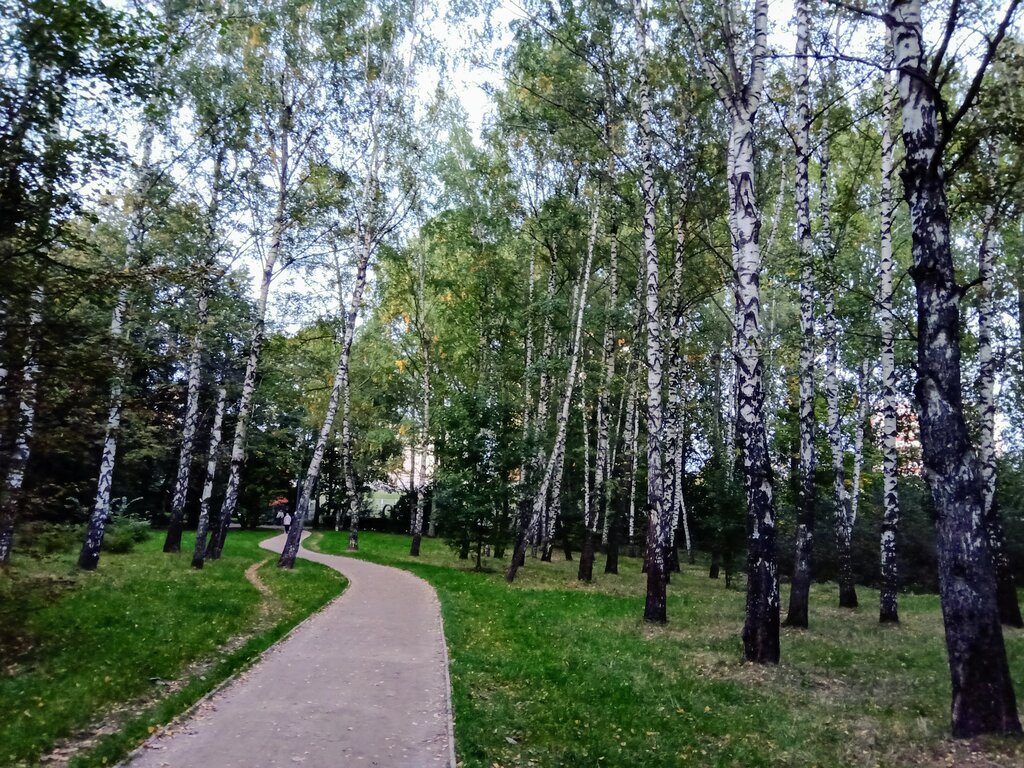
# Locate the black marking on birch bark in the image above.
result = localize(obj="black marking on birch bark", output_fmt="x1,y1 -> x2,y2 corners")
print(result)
785,0 -> 816,630
0,286 -> 43,564
890,0 -> 1020,737
192,385 -> 226,570
879,54 -> 900,624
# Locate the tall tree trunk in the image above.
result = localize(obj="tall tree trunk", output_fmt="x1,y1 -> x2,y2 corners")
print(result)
0,285 -> 43,563
79,129 -> 153,571
209,103 -> 292,560
279,193 -> 374,568
821,128 -> 858,609
507,205 -> 597,582
889,0 -> 1020,737
784,0 -> 817,629
541,242 -> 593,561
165,150 -> 224,553
665,206 -> 691,571
634,0 -> 668,624
410,347 -> 430,556
976,210 -> 1024,627
878,57 -> 900,624
411,232 -> 432,555
191,385 -> 227,569
163,290 -> 208,553
578,389 -> 597,581
679,0 -> 776,660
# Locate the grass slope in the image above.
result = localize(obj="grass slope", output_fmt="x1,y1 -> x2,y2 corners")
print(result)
310,531 -> 1024,768
0,530 -> 345,768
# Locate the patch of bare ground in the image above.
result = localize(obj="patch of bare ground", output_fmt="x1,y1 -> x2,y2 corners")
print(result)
38,559 -> 280,767
891,737 -> 1024,767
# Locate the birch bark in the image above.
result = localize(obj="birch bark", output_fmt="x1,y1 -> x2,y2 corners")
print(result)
411,238 -> 431,556
164,149 -> 224,553
976,211 -> 1023,627
632,0 -> 669,624
79,129 -> 153,571
821,130 -> 858,609
506,204 -> 598,582
889,0 -> 1020,736
280,164 -> 376,567
784,0 -> 817,629
878,59 -> 900,624
191,385 -> 227,569
0,285 -> 43,563
207,112 -> 289,559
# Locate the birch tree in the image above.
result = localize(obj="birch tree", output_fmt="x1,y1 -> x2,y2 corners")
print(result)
976,209 -> 1023,627
633,0 -> 669,625
507,203 -> 598,582
878,51 -> 900,624
191,383 -> 227,569
887,0 -> 1021,737
208,6 -> 323,559
78,130 -> 153,571
678,0 -> 778,661
783,0 -> 817,629
0,285 -> 42,563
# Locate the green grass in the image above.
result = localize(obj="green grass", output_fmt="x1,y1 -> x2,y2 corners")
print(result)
308,531 -> 1024,768
0,529 -> 345,768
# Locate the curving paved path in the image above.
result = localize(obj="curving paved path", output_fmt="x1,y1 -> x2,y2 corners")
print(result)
123,533 -> 455,768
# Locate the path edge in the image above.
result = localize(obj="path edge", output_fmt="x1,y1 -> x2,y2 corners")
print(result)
119,533 -> 345,766
298,533 -> 458,768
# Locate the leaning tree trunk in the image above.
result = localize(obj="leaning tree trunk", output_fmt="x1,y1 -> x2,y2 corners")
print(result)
784,0 -> 817,629
79,130 -> 153,571
163,290 -> 208,553
541,246 -> 593,561
191,385 -> 227,569
507,205 -> 597,582
165,151 -> 224,553
821,130 -> 858,609
209,115 -> 291,561
279,222 -> 373,568
0,286 -> 43,563
890,0 -> 1020,737
634,0 -> 669,624
976,210 -> 1024,627
878,58 -> 901,624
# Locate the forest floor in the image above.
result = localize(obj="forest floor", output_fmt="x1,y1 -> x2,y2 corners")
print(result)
308,531 -> 1024,768
0,529 -> 345,768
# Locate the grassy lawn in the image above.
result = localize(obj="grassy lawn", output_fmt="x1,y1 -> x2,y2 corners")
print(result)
0,528 -> 345,768
309,530 -> 1024,768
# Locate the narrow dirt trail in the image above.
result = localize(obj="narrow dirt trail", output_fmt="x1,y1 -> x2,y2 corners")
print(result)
123,532 -> 455,768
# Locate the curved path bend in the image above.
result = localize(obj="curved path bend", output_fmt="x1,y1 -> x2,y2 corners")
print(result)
124,533 -> 455,768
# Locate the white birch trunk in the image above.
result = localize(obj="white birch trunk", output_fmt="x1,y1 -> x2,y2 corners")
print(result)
889,0 -> 1020,735
878,55 -> 900,623
821,126 -> 858,609
163,290 -> 208,553
209,102 -> 293,560
507,204 -> 598,581
633,0 -> 669,623
784,0 -> 817,629
0,286 -> 43,562
191,384 -> 227,569
79,128 -> 153,570
976,210 -> 1022,626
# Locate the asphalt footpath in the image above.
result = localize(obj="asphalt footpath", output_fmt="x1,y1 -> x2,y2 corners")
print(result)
122,532 -> 455,768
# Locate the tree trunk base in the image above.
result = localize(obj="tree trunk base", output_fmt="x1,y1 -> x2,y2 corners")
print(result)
578,531 -> 595,582
410,533 -> 422,557
839,585 -> 859,608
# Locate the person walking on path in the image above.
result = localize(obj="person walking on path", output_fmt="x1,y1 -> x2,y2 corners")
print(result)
283,510 -> 292,534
